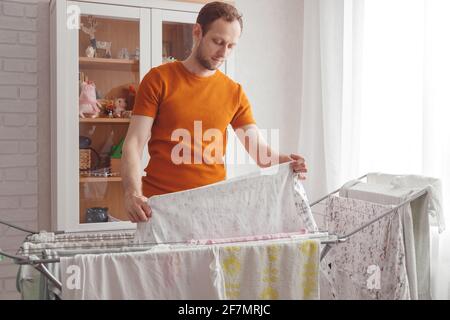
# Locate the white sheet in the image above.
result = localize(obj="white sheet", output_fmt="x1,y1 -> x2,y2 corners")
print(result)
135,163 -> 317,244
321,196 -> 410,300
60,238 -> 320,300
60,246 -> 220,300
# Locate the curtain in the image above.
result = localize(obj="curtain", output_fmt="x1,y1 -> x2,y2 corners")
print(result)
301,0 -> 450,299
300,0 -> 364,202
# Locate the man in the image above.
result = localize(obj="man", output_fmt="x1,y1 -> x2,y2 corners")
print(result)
122,1 -> 307,223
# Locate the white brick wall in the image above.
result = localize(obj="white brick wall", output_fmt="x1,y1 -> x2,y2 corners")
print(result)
0,0 -> 40,300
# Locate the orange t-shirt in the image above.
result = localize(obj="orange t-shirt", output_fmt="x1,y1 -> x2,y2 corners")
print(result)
132,61 -> 256,197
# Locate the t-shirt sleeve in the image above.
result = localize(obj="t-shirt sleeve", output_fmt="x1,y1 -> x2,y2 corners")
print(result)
230,85 -> 257,130
132,68 -> 163,118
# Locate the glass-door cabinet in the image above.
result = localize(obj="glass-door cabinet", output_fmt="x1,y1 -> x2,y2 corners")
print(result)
51,0 -> 151,232
77,11 -> 141,226
51,0 -> 234,232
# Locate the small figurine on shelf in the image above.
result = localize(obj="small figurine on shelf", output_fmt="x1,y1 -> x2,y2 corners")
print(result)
80,16 -> 98,57
79,81 -> 102,118
80,16 -> 112,58
113,98 -> 127,118
104,100 -> 115,118
98,42 -> 112,59
117,48 -> 129,60
85,46 -> 95,58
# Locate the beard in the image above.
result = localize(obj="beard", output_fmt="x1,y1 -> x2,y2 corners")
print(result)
195,40 -> 222,71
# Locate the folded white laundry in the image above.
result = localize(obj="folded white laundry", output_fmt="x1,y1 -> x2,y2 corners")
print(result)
367,173 -> 444,233
135,162 -> 317,244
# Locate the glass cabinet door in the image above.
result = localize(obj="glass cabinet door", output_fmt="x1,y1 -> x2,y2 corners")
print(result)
152,9 -> 227,74
77,9 -> 142,225
162,21 -> 193,64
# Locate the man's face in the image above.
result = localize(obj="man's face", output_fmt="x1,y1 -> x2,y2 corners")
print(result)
195,18 -> 241,71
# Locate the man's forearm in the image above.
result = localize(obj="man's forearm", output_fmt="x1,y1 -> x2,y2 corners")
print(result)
257,145 -> 291,168
236,124 -> 294,168
121,150 -> 144,197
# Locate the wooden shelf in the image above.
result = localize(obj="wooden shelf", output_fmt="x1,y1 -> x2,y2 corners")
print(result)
79,57 -> 139,71
80,118 -> 131,124
80,177 -> 122,183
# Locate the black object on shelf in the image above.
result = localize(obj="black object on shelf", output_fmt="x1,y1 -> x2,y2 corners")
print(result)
86,207 -> 109,223
79,136 -> 101,171
79,136 -> 92,149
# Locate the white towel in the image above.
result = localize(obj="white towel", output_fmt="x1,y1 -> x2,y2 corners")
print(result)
367,173 -> 444,233
60,246 -> 221,300
218,239 -> 320,300
135,162 -> 317,244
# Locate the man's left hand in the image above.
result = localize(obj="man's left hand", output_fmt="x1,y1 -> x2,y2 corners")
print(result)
289,154 -> 307,180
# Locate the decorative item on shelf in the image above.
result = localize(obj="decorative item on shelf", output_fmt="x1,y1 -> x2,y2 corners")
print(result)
79,136 -> 100,172
117,48 -> 130,60
80,15 -> 98,57
79,136 -> 92,149
127,84 -> 136,111
100,99 -> 115,118
79,81 -> 102,118
134,47 -> 140,61
110,138 -> 124,175
78,72 -> 90,96
79,149 -> 91,171
86,207 -> 109,223
113,98 -> 127,118
85,46 -> 95,58
80,15 -> 112,59
97,41 -> 112,59
80,169 -> 120,178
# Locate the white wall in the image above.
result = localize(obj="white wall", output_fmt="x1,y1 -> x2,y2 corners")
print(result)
231,0 -> 304,176
0,0 -> 50,300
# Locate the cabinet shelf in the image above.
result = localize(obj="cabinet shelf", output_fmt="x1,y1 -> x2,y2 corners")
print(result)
80,118 -> 131,124
79,57 -> 139,71
80,177 -> 122,183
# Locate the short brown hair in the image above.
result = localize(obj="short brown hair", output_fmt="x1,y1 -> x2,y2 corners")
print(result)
196,1 -> 243,35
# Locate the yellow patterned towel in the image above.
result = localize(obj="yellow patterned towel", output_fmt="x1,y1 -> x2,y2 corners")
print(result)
217,239 -> 320,300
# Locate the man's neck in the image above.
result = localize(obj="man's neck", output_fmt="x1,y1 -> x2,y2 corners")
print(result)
182,56 -> 216,78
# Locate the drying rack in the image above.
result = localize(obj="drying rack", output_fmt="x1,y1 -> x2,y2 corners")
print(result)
0,173 -> 428,296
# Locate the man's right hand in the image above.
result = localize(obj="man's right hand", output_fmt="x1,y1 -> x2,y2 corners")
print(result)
124,193 -> 152,223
